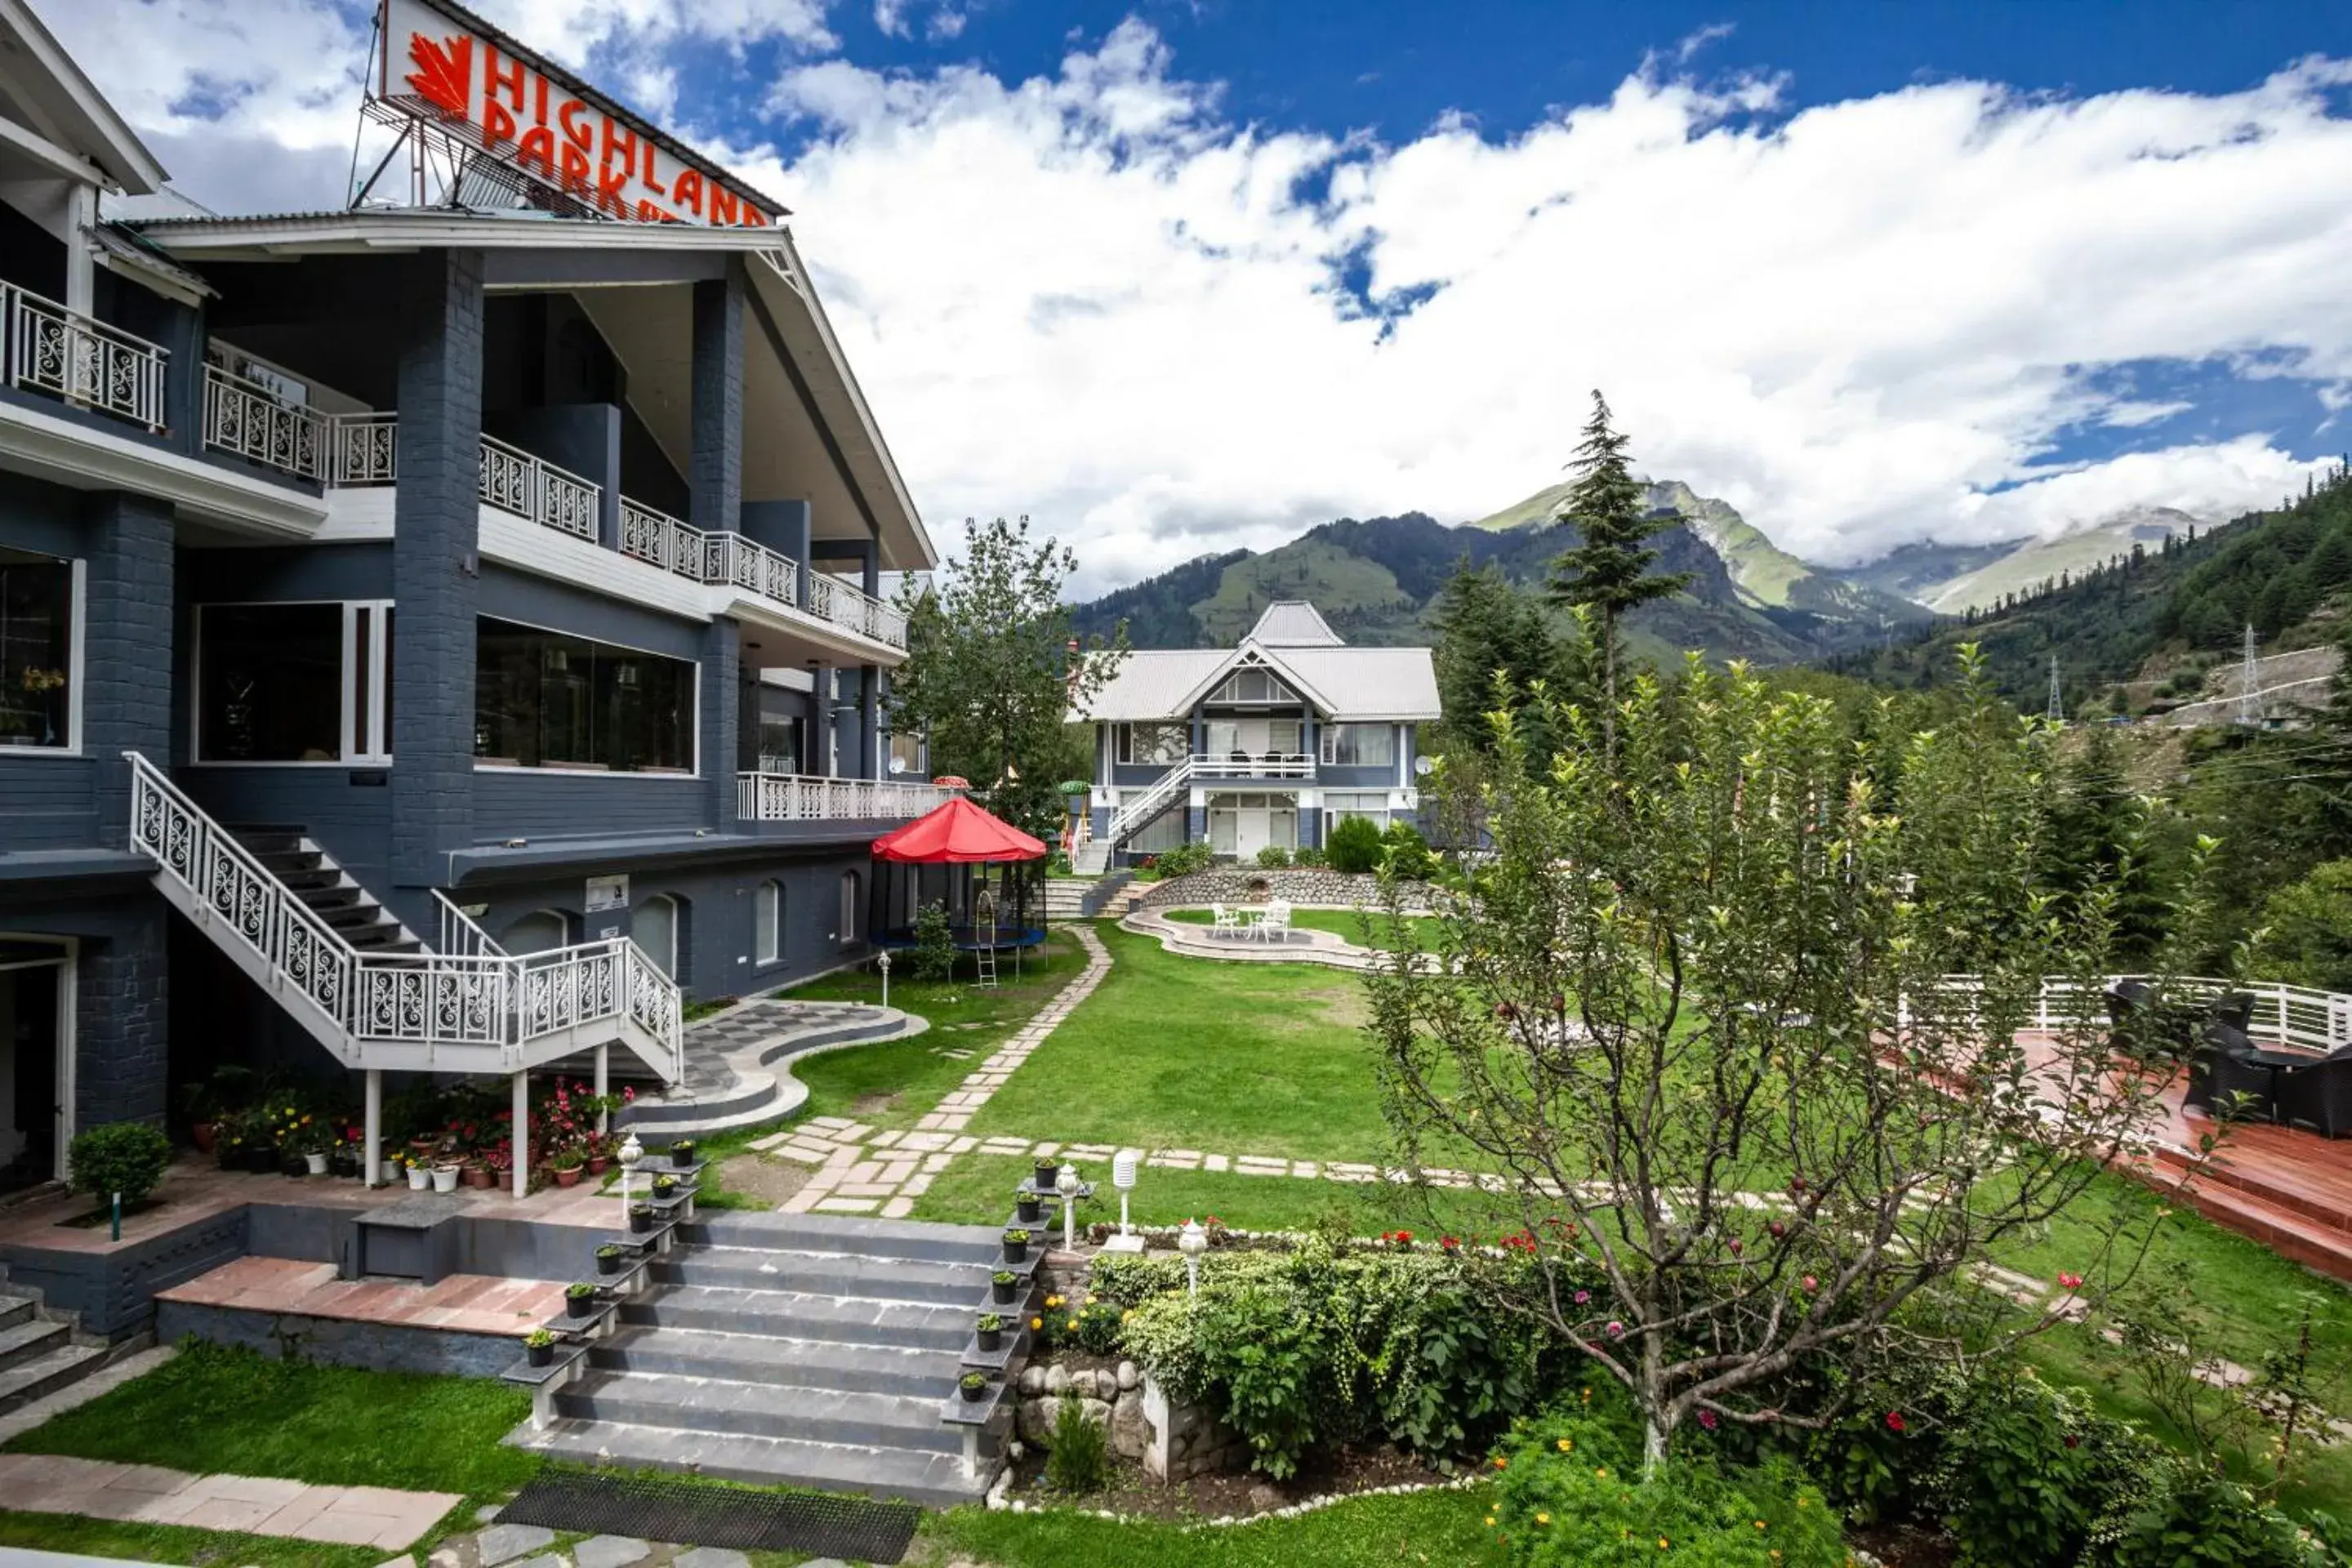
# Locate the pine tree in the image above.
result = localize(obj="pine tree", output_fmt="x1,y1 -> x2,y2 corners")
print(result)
1433,560 -> 1591,764
1546,391 -> 1689,751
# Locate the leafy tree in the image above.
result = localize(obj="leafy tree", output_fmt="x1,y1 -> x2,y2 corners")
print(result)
1367,649 -> 2212,1472
1546,391 -> 1690,748
1431,560 -> 1587,763
890,516 -> 1129,838
2247,859 -> 2352,991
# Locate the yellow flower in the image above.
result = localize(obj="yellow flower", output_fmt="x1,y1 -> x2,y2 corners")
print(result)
1555,1437 -> 1573,1452
1535,1512 -> 1550,1526
1029,1316 -> 1042,1331
1483,1517 -> 1495,1529
1755,1521 -> 1767,1530
1491,1457 -> 1508,1470
1595,1467 -> 1609,1478
1121,1310 -> 1134,1322
1067,1317 -> 1078,1330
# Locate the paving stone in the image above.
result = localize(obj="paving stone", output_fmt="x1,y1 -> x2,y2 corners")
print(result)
672,1550 -> 751,1568
880,1197 -> 915,1218
476,1522 -> 556,1564
574,1536 -> 651,1568
509,1554 -> 567,1568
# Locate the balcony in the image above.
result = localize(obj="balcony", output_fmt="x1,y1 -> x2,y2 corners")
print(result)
3,283 -> 168,430
737,770 -> 959,822
198,400 -> 910,652
1192,752 -> 1316,779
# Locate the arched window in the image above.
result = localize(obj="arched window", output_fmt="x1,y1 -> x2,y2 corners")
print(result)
502,909 -> 570,955
755,880 -> 782,964
635,893 -> 679,978
838,870 -> 862,947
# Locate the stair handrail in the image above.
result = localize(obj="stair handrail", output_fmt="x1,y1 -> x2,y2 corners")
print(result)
1105,755 -> 1192,847
431,889 -> 507,959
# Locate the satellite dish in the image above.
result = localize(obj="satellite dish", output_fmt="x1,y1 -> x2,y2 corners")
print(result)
889,756 -> 906,775
1414,755 -> 1434,777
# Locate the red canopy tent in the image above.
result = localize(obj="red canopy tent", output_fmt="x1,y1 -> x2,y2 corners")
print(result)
868,797 -> 1049,973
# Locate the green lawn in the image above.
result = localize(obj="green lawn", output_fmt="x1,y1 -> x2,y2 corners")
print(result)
966,926 -> 1407,1160
919,1485 -> 1503,1567
1161,907 -> 1450,951
910,1153 -> 1500,1239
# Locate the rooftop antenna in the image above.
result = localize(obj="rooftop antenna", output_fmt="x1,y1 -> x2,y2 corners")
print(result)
2047,654 -> 2063,724
2239,624 -> 2261,728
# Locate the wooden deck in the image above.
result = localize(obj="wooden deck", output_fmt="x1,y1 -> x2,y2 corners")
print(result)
2139,1082 -> 2352,1282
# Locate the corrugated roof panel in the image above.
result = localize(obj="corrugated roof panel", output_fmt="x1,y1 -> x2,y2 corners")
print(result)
1249,601 -> 1344,646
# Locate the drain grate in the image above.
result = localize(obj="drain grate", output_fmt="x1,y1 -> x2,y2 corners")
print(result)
498,1470 -> 922,1564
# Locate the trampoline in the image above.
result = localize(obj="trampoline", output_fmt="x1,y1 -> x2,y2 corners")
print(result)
870,795 -> 1049,980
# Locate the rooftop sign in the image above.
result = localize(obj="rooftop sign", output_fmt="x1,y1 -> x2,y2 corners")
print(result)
376,0 -> 781,227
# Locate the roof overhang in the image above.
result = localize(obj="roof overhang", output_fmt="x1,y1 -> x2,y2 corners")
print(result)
1170,639 -> 1337,716
0,0 -> 166,194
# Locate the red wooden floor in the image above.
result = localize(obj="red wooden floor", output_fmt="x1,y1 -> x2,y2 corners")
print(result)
2136,1076 -> 2352,1282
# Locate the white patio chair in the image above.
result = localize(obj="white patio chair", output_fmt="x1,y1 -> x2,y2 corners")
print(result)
1257,901 -> 1292,943
1211,903 -> 1240,934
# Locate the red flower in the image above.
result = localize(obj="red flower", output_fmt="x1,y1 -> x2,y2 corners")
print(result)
1885,1411 -> 1907,1432
1697,1409 -> 1718,1432
2057,1272 -> 2083,1292
1440,1236 -> 1459,1252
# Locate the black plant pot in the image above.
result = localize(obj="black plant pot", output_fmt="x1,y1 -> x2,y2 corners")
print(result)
1016,1197 -> 1043,1225
240,1147 -> 275,1174
527,1340 -> 553,1368
671,1144 -> 697,1169
1002,1236 -> 1028,1264
978,1326 -> 1004,1352
960,1379 -> 988,1403
1034,1160 -> 1059,1188
630,1208 -> 653,1234
330,1152 -> 358,1178
991,1276 -> 1017,1305
596,1251 -> 621,1276
566,1291 -> 596,1318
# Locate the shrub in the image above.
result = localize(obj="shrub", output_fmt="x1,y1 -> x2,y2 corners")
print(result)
1045,1391 -> 1111,1492
910,899 -> 956,982
1255,845 -> 1291,869
1290,843 -> 1326,868
1154,840 -> 1215,879
1488,1412 -> 1846,1568
2110,1468 -> 2324,1568
68,1121 -> 172,1208
1325,815 -> 1385,874
1379,820 -> 1435,880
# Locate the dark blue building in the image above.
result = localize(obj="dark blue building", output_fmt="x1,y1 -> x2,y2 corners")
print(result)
0,2 -> 942,1195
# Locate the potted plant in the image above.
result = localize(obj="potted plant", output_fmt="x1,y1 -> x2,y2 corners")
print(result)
629,1203 -> 653,1233
959,1371 -> 989,1403
1034,1156 -> 1060,1188
461,1160 -> 495,1190
976,1313 -> 1005,1352
1001,1227 -> 1031,1264
525,1328 -> 555,1368
586,1134 -> 612,1177
564,1282 -> 598,1319
408,1134 -> 440,1163
652,1174 -> 678,1199
431,1160 -> 461,1194
669,1138 -> 697,1169
399,1153 -> 426,1191
550,1148 -> 585,1188
595,1242 -> 624,1276
991,1268 -> 1019,1305
1014,1189 -> 1044,1226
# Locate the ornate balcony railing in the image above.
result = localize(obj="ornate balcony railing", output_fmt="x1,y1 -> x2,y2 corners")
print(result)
479,433 -> 599,538
737,770 -> 958,822
4,283 -> 167,430
1192,752 -> 1316,779
203,364 -> 326,479
331,412 -> 398,484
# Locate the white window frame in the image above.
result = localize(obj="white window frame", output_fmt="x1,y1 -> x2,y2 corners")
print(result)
0,551 -> 84,759
755,880 -> 782,965
470,612 -> 702,778
1116,721 -> 1188,766
838,869 -> 862,948
1318,723 -> 1396,768
191,598 -> 394,766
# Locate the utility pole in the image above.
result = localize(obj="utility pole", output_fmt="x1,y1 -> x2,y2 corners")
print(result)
2047,654 -> 2063,724
2240,624 -> 2261,728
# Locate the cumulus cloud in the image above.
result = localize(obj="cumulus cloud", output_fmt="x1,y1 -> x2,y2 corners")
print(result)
52,1 -> 2352,590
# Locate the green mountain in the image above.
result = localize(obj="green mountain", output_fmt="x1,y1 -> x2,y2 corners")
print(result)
1841,538 -> 2020,604
1072,486 -> 1934,665
1912,508 -> 2202,614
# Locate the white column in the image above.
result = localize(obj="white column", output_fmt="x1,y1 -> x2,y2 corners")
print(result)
595,1044 -> 609,1137
511,1069 -> 529,1200
363,1069 -> 382,1187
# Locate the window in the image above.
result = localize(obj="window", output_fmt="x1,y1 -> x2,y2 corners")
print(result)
197,602 -> 393,763
1323,791 -> 1392,833
1319,724 -> 1396,768
755,880 -> 782,964
888,729 -> 924,777
635,894 -> 679,978
1207,667 -> 1298,705
1116,722 -> 1188,765
838,870 -> 862,947
0,548 -> 74,751
474,617 -> 694,773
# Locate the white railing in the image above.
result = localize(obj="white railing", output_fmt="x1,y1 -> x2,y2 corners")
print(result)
479,433 -> 599,539
331,412 -> 399,484
619,497 -> 714,583
736,770 -> 958,822
1907,973 -> 2352,1056
432,889 -> 506,960
1193,752 -> 1316,779
203,365 -> 326,479
1107,756 -> 1195,846
127,752 -> 680,1078
710,529 -> 802,608
4,283 -> 167,430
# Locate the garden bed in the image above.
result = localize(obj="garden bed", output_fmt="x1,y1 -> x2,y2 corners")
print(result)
1000,1439 -> 1453,1523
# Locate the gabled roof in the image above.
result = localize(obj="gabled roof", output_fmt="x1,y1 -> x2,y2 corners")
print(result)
0,0 -> 167,194
1169,639 -> 1338,716
1249,600 -> 1343,646
1076,639 -> 1441,724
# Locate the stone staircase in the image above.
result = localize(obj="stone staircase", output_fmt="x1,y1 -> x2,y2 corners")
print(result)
519,1213 -> 1033,1508
231,828 -> 421,955
1098,880 -> 1147,919
1043,880 -> 1094,922
0,1278 -> 109,1416
618,1001 -> 923,1140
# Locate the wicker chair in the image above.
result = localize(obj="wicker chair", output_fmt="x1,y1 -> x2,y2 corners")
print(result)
2204,1022 -> 2279,1122
2276,1049 -> 2352,1138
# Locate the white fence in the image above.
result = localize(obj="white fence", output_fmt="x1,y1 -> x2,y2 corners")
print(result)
203,365 -> 325,479
1909,973 -> 2352,1055
737,770 -> 958,822
6,283 -> 167,430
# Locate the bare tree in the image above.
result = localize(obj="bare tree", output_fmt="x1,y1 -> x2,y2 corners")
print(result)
1365,650 -> 2215,1471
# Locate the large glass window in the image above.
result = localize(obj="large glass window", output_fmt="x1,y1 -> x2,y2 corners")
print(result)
474,617 -> 694,773
755,880 -> 782,964
1319,724 -> 1396,768
889,729 -> 924,777
1207,667 -> 1298,704
197,604 -> 334,761
838,870 -> 862,946
0,548 -> 73,751
1116,722 -> 1188,765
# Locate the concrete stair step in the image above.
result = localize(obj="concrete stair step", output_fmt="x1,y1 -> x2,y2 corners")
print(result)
556,1369 -> 985,1457
621,1286 -> 973,1352
0,1343 -> 105,1414
0,1316 -> 69,1374
655,1250 -> 988,1305
0,1294 -> 35,1333
520,1417 -> 991,1509
686,1212 -> 1009,1268
590,1325 -> 960,1398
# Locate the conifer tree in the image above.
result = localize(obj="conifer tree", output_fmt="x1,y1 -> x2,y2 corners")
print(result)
1546,391 -> 1689,750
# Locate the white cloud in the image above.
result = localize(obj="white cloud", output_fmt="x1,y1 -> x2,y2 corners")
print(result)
873,0 -> 907,38
52,2 -> 2352,590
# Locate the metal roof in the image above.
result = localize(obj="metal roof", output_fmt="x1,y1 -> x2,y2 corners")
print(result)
1076,642 -> 1439,723
1249,600 -> 1343,646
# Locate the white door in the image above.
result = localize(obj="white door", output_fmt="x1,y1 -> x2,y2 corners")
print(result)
634,895 -> 678,978
1238,719 -> 1271,757
1235,808 -> 1270,858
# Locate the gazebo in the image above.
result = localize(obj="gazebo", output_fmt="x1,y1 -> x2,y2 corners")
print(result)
871,796 -> 1049,974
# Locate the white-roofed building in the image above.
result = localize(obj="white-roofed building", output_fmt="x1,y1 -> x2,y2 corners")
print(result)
1067,600 -> 1439,869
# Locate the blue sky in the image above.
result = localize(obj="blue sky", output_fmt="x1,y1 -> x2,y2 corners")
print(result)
56,0 -> 2352,587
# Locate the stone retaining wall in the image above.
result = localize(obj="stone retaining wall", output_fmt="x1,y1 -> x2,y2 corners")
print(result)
1136,868 -> 1432,910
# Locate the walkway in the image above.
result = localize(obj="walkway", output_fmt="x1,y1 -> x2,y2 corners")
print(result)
0,1454 -> 458,1550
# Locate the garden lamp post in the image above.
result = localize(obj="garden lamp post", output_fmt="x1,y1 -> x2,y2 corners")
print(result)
1178,1217 -> 1207,1299
617,1129 -> 644,1214
877,950 -> 890,1009
1056,1162 -> 1080,1251
1112,1149 -> 1138,1236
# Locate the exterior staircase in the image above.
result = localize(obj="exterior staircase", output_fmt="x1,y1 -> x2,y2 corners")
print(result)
0,1271 -> 109,1417
519,1212 -> 1031,1508
229,829 -> 421,955
1100,760 -> 1192,857
1098,880 -> 1147,919
1043,879 -> 1094,922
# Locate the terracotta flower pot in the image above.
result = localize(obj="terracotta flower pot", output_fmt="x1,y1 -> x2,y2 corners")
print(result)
586,1156 -> 611,1175
461,1166 -> 494,1190
553,1167 -> 581,1188
190,1122 -> 216,1155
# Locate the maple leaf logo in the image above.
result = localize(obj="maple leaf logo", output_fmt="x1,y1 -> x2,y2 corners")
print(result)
404,32 -> 471,118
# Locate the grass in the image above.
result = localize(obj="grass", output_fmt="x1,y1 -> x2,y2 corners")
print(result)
915,1486 -> 1503,1567
1162,906 -> 1449,950
910,1154 -> 1500,1239
5,1343 -> 537,1500
967,926 -> 1410,1160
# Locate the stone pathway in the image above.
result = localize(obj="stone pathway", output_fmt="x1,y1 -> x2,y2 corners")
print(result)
752,925 -> 1113,1220
0,1453 -> 458,1550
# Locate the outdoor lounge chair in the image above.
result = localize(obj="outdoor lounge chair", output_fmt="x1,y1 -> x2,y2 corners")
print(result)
2205,1021 -> 2281,1122
2105,979 -> 2157,1028
2276,1047 -> 2352,1139
1211,903 -> 1240,934
2208,991 -> 2257,1033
